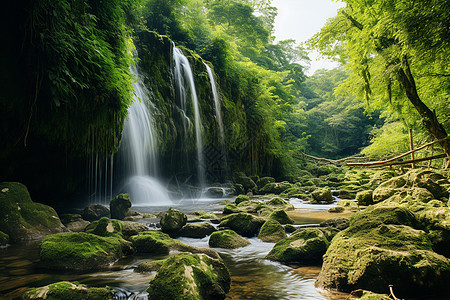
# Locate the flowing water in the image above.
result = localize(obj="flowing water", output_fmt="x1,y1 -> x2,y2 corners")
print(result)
173,46 -> 206,187
204,63 -> 225,144
119,63 -> 172,206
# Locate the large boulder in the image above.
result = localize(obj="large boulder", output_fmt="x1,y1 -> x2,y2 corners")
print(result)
39,232 -> 134,270
256,177 -> 275,189
234,194 -> 250,205
84,217 -> 123,238
356,190 -> 373,206
315,205 -> 450,298
160,207 -> 187,236
204,187 -> 224,198
263,197 -> 294,211
22,281 -> 114,300
311,188 -> 333,204
59,214 -> 90,232
268,209 -> 294,225
147,253 -> 231,300
258,220 -> 286,243
131,230 -> 220,259
320,217 -> 350,231
209,229 -> 250,249
259,182 -> 292,194
236,200 -> 262,213
219,213 -> 265,237
179,222 -> 217,238
222,203 -> 243,214
110,194 -> 132,220
82,204 -> 110,222
266,228 -> 329,264
0,182 -> 66,242
120,220 -> 149,238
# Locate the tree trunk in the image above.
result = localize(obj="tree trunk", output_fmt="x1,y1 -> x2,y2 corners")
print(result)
396,56 -> 450,160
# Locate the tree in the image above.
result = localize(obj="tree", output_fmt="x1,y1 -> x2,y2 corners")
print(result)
310,0 -> 450,162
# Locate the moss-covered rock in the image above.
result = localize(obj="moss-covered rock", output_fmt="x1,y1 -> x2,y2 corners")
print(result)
22,281 -> 114,300
356,190 -> 373,206
328,206 -> 345,213
209,229 -> 250,249
222,203 -> 243,214
258,220 -> 286,243
236,200 -> 262,213
40,232 -> 134,270
131,230 -> 220,259
338,189 -> 355,200
315,204 -> 450,297
82,204 -> 110,222
179,223 -> 217,238
0,230 -> 9,246
110,193 -> 131,220
147,253 -> 231,300
266,228 -> 329,264
194,211 -> 220,223
235,176 -> 257,192
160,207 -> 187,236
219,213 -> 265,237
263,197 -> 294,211
337,200 -> 359,211
0,182 -> 66,242
320,217 -> 350,231
234,194 -> 250,205
84,217 -> 123,238
311,188 -> 333,204
259,182 -> 292,194
268,209 -> 294,225
256,177 -> 275,189
120,220 -> 149,238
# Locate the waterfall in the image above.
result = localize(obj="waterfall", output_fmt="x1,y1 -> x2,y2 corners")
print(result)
204,63 -> 225,144
119,62 -> 172,206
173,45 -> 205,187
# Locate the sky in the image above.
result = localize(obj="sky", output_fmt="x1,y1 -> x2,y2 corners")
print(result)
271,0 -> 345,75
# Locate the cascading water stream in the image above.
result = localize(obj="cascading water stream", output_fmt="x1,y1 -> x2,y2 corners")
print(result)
173,45 -> 206,188
119,62 -> 171,206
204,63 -> 225,144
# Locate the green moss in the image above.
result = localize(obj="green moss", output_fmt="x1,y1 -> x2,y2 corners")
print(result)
266,228 -> 329,264
223,203 -> 243,214
23,281 -> 114,300
236,200 -> 262,213
135,259 -> 167,273
147,253 -> 230,300
40,232 -> 134,270
0,231 -> 9,246
356,190 -> 373,206
264,197 -> 294,211
258,220 -> 286,243
268,209 -> 294,225
235,194 -> 250,205
160,207 -> 187,236
84,217 -> 123,238
219,213 -> 265,237
311,188 -> 333,204
209,230 -> 250,249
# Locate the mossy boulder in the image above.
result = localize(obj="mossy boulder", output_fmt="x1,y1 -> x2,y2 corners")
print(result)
234,194 -> 250,205
22,281 -> 114,300
266,228 -> 329,264
209,229 -> 250,249
82,204 -> 110,222
236,200 -> 262,213
222,203 -> 243,214
160,207 -> 187,236
338,189 -> 355,199
337,200 -> 359,211
356,190 -> 373,206
135,258 -> 167,273
60,214 -> 90,232
259,182 -> 292,194
219,213 -> 265,237
131,230 -> 220,259
194,211 -> 220,223
40,232 -> 134,270
110,193 -> 132,220
258,220 -> 286,243
256,177 -> 275,189
264,197 -> 294,211
311,188 -> 333,204
315,205 -> 450,297
120,220 -> 149,238
0,231 -> 9,246
320,217 -> 350,231
235,176 -> 257,192
328,206 -> 345,213
0,182 -> 66,242
268,209 -> 294,225
204,187 -> 224,198
147,253 -> 231,300
84,217 -> 123,238
179,222 -> 217,238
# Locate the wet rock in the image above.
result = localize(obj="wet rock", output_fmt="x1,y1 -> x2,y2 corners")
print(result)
236,200 -> 262,213
135,258 -> 167,273
60,214 -> 90,232
193,211 -> 221,223
356,190 -> 373,206
0,182 -> 66,242
235,175 -> 257,192
160,207 -> 187,236
219,213 -> 265,237
131,230 -> 220,259
256,177 -> 275,189
84,217 -> 123,238
268,209 -> 294,225
110,194 -> 132,220
82,204 -> 110,222
258,220 -> 286,243
315,205 -> 450,297
179,222 -> 217,238
22,281 -> 114,299
223,203 -> 243,214
204,187 -> 224,198
40,232 -> 134,270
311,188 -> 333,204
209,229 -> 250,249
263,197 -> 294,211
266,228 -> 329,264
284,224 -> 297,234
147,253 -> 230,300
320,217 -> 350,231
234,194 -> 250,205
120,221 -> 149,238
